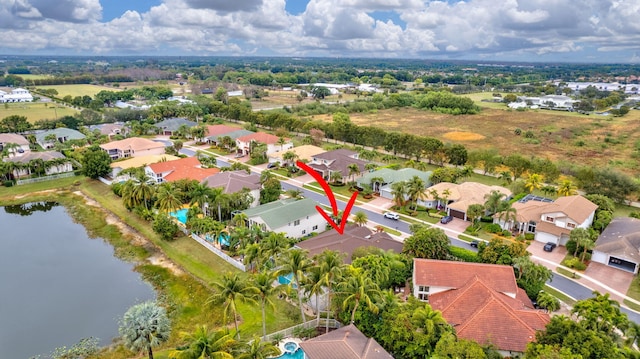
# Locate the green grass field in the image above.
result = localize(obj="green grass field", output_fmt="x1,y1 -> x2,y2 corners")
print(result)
0,102 -> 79,122
37,84 -> 121,98
16,74 -> 54,81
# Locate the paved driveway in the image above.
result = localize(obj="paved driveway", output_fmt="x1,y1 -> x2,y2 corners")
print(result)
583,261 -> 634,296
528,240 -> 567,265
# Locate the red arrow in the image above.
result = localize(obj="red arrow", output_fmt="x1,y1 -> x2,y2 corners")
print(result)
296,161 -> 359,235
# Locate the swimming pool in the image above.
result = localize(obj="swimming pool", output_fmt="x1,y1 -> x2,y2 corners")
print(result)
205,233 -> 230,247
276,340 -> 305,359
169,208 -> 188,224
275,348 -> 305,359
278,273 -> 294,286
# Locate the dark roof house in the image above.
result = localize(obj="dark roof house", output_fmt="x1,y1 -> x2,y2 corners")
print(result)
300,324 -> 393,359
592,217 -> 640,273
307,149 -> 369,180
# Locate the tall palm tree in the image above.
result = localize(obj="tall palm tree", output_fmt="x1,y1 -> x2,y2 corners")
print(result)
339,266 -> 380,324
407,176 -> 427,210
119,301 -> 171,359
210,272 -> 258,339
237,336 -> 281,359
497,201 -> 518,231
156,183 -> 184,214
440,189 -> 451,210
412,305 -> 451,348
304,264 -> 325,326
282,151 -> 298,167
484,189 -> 506,215
168,326 -> 236,359
252,271 -> 284,340
231,212 -> 249,228
189,182 -> 211,212
525,173 -> 544,193
133,174 -> 156,210
316,250 -> 345,333
277,136 -> 287,152
390,181 -> 408,208
210,187 -> 231,222
329,170 -> 342,184
347,163 -> 360,182
370,176 -> 385,194
276,248 -> 312,323
352,211 -> 368,227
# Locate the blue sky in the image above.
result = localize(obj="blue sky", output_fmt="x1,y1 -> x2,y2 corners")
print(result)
0,0 -> 638,63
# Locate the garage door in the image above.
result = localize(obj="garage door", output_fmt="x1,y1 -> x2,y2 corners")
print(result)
450,209 -> 466,220
535,231 -> 557,244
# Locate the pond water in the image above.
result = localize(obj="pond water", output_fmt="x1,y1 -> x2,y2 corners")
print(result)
0,202 -> 155,359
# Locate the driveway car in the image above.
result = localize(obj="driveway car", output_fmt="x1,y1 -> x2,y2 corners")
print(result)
383,212 -> 400,220
267,162 -> 278,169
440,215 -> 453,224
234,153 -> 245,158
470,239 -> 480,248
543,242 -> 557,252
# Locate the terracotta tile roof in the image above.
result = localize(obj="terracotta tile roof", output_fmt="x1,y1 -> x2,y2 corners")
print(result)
270,145 -> 325,162
148,157 -> 219,182
413,259 -> 518,295
511,200 -> 548,223
201,170 -> 261,193
300,324 -> 393,359
205,124 -> 243,137
296,224 -> 404,263
426,264 -> 550,352
544,195 -> 599,223
595,217 -> 640,262
535,220 -> 571,237
237,132 -> 282,144
100,137 -> 164,152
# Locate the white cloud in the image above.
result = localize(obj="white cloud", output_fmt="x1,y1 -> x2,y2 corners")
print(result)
0,0 -> 638,62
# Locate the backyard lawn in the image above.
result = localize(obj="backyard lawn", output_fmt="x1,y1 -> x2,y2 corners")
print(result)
0,101 -> 79,122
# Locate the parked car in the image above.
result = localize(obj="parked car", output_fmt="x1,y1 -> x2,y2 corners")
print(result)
470,239 -> 480,248
440,215 -> 453,224
234,153 -> 245,158
543,242 -> 557,252
267,162 -> 278,169
383,212 -> 400,220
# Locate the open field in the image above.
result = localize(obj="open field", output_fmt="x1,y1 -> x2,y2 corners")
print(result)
313,103 -> 640,176
15,74 -> 54,81
0,101 -> 79,122
251,89 -> 358,110
36,84 -> 121,98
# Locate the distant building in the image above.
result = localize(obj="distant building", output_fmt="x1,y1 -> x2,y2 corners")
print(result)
0,88 -> 33,102
34,128 -> 85,149
0,133 -> 30,155
100,137 -> 165,160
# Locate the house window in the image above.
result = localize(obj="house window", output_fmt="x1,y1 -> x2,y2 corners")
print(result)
312,225 -> 318,230
567,223 -> 576,229
294,219 -> 300,226
418,293 -> 429,301
418,286 -> 430,292
545,216 -> 555,223
528,221 -> 537,233
302,230 -> 306,235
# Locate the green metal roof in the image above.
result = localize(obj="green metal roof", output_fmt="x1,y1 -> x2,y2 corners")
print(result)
35,128 -> 86,143
358,168 -> 432,185
242,197 -> 319,230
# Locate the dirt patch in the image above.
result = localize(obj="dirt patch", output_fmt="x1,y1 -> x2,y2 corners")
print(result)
443,131 -> 486,141
73,191 -> 184,276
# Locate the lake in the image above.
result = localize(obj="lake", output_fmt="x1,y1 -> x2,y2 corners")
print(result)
0,202 -> 156,359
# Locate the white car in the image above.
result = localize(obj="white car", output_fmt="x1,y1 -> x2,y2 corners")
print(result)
383,212 -> 400,220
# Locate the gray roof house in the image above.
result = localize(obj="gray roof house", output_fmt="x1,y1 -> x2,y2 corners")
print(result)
300,324 -> 393,359
241,198 -> 327,239
307,149 -> 369,181
202,170 -> 261,208
34,128 -> 85,149
154,118 -> 197,135
357,168 -> 432,200
5,151 -> 73,178
592,217 -> 640,274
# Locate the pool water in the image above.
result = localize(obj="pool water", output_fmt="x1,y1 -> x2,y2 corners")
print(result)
284,341 -> 298,352
278,273 -> 293,285
169,208 -> 188,224
276,348 -> 305,359
205,233 -> 230,246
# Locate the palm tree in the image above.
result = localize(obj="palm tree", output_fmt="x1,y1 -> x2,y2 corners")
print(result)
210,272 -> 258,339
370,176 -> 385,194
276,248 -> 312,323
484,189 -> 506,215
277,136 -> 287,152
329,170 -> 342,184
557,179 -> 578,196
390,181 -> 408,208
282,151 -> 298,167
625,321 -> 640,348
347,163 -> 360,182
412,305 -> 451,347
364,163 -> 378,172
252,271 -> 284,340
168,326 -> 236,359
525,173 -> 544,193
156,183 -> 184,213
498,170 -> 513,185
352,211 -> 368,227
211,187 -> 231,222
230,212 -> 249,228
119,301 -> 171,359
339,266 -> 380,324
440,189 -> 451,210
497,201 -> 518,231
237,336 -> 281,359
304,264 -> 325,326
570,228 -> 592,258
133,174 -> 156,210
407,176 -> 427,210
316,250 -> 345,332
284,189 -> 303,199
189,182 -> 211,212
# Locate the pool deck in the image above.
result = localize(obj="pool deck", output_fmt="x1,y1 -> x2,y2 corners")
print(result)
279,337 -> 302,354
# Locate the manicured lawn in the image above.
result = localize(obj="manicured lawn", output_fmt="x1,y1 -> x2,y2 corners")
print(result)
0,175 -> 82,200
625,275 -> 640,312
542,285 -> 577,306
37,84 -> 121,98
0,101 -> 79,122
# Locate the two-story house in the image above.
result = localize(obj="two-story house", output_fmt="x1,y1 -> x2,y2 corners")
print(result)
413,259 -> 549,356
306,149 -> 368,181
235,132 -> 292,156
241,198 -> 326,239
495,195 -> 598,246
100,137 -> 165,160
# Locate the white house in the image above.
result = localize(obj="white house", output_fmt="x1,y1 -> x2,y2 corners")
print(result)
235,132 -> 292,157
0,133 -> 30,156
592,217 -> 640,274
495,195 -> 598,246
0,88 -> 33,102
241,198 -> 326,239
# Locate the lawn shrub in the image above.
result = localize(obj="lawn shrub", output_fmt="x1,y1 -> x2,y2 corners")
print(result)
501,230 -> 512,237
449,246 -> 480,263
525,233 -> 535,241
562,257 -> 587,271
484,223 -> 502,233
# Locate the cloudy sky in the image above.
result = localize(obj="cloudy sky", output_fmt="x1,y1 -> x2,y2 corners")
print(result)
1,0 -> 639,63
